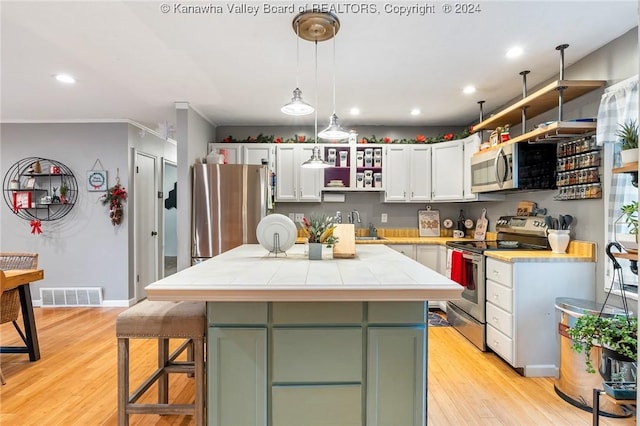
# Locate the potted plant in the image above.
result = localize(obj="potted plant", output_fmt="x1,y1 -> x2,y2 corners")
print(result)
617,119 -> 638,165
59,182 -> 69,204
615,201 -> 638,252
566,313 -> 637,374
300,214 -> 338,260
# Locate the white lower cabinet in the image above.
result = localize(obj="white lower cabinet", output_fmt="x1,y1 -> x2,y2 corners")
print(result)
387,244 -> 416,259
416,245 -> 439,271
484,257 -> 594,377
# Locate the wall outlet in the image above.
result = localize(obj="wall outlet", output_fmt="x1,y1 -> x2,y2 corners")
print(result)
288,213 -> 295,222
381,213 -> 388,223
295,213 -> 304,223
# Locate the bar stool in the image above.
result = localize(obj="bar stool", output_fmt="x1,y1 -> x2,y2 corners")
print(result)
116,300 -> 206,425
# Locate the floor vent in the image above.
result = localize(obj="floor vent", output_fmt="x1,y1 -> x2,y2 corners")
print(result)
40,287 -> 103,307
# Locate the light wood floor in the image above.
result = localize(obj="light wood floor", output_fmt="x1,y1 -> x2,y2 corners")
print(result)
0,307 -> 635,425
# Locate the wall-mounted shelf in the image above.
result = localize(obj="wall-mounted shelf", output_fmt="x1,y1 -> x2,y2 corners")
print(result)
473,80 -> 606,132
3,157 -> 78,221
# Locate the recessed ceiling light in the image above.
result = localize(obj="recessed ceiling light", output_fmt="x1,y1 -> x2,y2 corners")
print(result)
55,74 -> 76,84
410,109 -> 420,116
463,85 -> 476,95
350,107 -> 360,115
506,46 -> 523,59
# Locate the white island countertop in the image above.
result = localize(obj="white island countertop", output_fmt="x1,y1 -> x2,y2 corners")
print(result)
146,244 -> 462,302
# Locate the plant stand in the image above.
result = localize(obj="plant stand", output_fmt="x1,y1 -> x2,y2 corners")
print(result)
592,388 -> 636,425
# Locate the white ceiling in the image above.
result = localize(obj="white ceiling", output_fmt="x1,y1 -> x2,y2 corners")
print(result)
1,1 -> 637,133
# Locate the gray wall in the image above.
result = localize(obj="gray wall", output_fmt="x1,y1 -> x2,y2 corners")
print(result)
175,103 -> 217,270
0,121 -> 176,304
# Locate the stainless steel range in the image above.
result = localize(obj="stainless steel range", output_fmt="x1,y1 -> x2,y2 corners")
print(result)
445,215 -> 550,351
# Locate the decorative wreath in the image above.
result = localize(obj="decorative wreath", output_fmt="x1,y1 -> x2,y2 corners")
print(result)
101,178 -> 127,226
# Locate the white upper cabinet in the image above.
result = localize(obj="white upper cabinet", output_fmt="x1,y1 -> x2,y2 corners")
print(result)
275,145 -> 322,202
384,145 -> 431,202
431,139 -> 464,201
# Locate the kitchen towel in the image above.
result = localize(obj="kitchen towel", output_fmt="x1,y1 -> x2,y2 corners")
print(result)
450,250 -> 467,287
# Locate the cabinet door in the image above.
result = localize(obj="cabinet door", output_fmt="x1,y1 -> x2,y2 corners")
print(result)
409,146 -> 432,201
384,146 -> 408,201
208,328 -> 267,426
367,327 -> 426,426
463,134 -> 481,200
244,145 -> 273,166
387,244 -> 416,260
275,145 -> 297,202
209,143 -> 242,164
297,145 -> 322,202
431,140 -> 464,201
416,245 -> 439,271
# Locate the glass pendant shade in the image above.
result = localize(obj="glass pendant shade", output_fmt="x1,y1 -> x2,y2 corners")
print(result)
318,113 -> 350,140
301,145 -> 330,168
281,88 -> 314,116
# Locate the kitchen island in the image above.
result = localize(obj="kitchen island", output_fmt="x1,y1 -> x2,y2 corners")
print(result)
145,244 -> 462,426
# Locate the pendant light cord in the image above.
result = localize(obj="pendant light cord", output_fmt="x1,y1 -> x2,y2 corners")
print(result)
331,23 -> 336,113
314,40 -> 318,142
295,22 -> 300,89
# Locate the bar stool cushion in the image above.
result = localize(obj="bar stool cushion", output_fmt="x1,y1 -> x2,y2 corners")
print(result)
116,301 -> 205,338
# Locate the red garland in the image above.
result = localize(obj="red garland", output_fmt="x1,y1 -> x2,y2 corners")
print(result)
30,219 -> 42,235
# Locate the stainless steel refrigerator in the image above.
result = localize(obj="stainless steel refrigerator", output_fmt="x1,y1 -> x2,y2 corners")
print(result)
192,163 -> 268,263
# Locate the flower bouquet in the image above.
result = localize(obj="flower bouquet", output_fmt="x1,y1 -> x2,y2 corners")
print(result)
301,214 -> 338,248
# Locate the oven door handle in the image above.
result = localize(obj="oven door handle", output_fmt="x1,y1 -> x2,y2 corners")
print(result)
462,252 -> 482,263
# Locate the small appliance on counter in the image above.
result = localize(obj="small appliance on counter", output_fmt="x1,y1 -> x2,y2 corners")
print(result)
445,215 -> 550,351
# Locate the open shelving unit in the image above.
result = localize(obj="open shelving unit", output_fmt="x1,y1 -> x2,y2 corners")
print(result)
2,157 -> 78,221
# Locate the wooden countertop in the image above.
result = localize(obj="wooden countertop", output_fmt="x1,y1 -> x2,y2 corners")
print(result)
145,244 -> 463,302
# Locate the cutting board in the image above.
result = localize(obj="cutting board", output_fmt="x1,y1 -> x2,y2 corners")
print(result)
516,201 -> 536,216
474,209 -> 488,241
332,224 -> 356,258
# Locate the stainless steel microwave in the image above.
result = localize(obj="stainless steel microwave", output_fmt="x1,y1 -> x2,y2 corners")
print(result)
471,143 -> 557,193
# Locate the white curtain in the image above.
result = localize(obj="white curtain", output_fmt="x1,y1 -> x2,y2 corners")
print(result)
597,75 -> 638,288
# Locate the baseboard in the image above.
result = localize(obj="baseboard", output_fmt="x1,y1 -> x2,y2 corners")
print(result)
523,365 -> 559,378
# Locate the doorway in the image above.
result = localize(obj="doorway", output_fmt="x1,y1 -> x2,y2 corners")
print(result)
162,159 -> 178,277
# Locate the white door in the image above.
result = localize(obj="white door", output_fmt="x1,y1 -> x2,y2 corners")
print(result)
244,145 -> 272,166
409,146 -> 432,201
431,140 -> 464,201
135,151 -> 158,300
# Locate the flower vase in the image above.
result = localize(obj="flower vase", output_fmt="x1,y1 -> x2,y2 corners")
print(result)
548,230 -> 570,254
308,243 -> 322,260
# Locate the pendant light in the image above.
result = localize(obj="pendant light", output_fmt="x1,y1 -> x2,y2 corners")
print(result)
293,11 -> 341,169
318,19 -> 349,141
301,39 -> 330,169
281,20 -> 314,116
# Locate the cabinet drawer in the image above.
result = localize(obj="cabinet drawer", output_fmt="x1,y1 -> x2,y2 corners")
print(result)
486,258 -> 513,287
272,385 -> 361,426
368,302 -> 426,324
486,280 -> 513,313
486,302 -> 513,337
487,325 -> 514,364
272,328 -> 362,382
207,302 -> 268,325
272,302 -> 362,324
